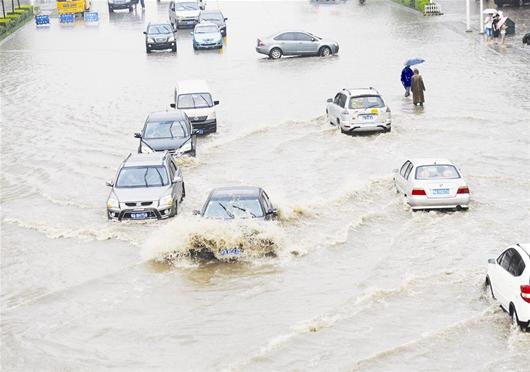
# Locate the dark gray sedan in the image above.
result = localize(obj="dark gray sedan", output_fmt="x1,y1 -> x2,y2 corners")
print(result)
256,31 -> 339,59
135,110 -> 198,157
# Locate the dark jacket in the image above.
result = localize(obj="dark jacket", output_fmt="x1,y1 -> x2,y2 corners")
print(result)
401,66 -> 414,88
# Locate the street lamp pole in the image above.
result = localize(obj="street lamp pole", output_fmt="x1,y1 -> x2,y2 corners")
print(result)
466,0 -> 472,32
479,0 -> 484,34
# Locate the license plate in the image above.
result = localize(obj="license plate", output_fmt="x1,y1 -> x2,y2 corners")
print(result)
433,188 -> 449,195
361,115 -> 375,121
131,212 -> 148,220
220,248 -> 241,257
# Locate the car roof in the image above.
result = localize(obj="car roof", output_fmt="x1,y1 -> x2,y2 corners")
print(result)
408,158 -> 454,166
176,79 -> 210,93
209,186 -> 262,199
342,87 -> 380,96
123,152 -> 168,167
147,110 -> 187,122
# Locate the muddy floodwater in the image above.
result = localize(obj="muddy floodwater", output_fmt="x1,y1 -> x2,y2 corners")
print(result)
1,0 -> 530,370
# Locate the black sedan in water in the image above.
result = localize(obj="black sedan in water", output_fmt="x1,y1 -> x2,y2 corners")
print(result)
144,22 -> 177,53
194,186 -> 277,220
135,110 -> 198,157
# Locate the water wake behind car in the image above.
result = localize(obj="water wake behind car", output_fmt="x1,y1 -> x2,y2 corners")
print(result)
142,217 -> 287,264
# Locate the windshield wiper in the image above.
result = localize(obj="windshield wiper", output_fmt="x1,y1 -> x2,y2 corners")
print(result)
218,202 -> 234,218
231,204 -> 256,218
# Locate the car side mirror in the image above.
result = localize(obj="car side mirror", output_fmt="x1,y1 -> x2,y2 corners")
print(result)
192,209 -> 201,215
267,208 -> 278,216
143,31 -> 147,35
488,258 -> 496,264
327,98 -> 333,103
311,38 -> 316,42
224,17 -> 228,21
170,103 -> 176,108
172,175 -> 183,183
106,180 -> 114,187
134,132 -> 142,138
214,100 -> 219,105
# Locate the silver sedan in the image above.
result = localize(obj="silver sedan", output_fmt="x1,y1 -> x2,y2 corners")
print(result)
256,31 -> 339,59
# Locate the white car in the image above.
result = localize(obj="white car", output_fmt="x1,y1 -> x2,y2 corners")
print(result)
486,244 -> 530,332
170,80 -> 219,134
169,0 -> 205,30
393,158 -> 470,210
326,87 -> 391,134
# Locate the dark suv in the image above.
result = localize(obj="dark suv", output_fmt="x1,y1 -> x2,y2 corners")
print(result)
494,0 -> 530,6
144,22 -> 176,54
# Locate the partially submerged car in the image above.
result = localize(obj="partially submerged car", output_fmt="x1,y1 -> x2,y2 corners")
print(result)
170,80 -> 219,134
192,22 -> 223,50
198,9 -> 227,36
194,186 -> 277,220
393,159 -> 470,211
256,31 -> 339,59
486,243 -> 530,332
326,87 -> 391,133
169,0 -> 202,30
135,110 -> 197,157
144,22 -> 176,53
106,152 -> 185,221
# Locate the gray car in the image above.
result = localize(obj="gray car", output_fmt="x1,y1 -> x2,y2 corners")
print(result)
135,110 -> 198,157
256,31 -> 339,59
194,186 -> 277,220
198,10 -> 227,36
106,152 -> 185,221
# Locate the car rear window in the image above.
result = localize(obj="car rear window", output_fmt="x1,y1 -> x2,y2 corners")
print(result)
349,95 -> 385,110
415,165 -> 461,180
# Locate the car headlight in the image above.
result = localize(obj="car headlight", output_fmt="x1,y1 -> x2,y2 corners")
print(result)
176,141 -> 192,155
141,143 -> 153,153
207,111 -> 216,120
107,197 -> 119,209
159,194 -> 174,207
147,37 -> 155,43
168,36 -> 175,42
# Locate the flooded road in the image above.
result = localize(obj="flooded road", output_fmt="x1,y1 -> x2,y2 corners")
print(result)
1,0 -> 530,370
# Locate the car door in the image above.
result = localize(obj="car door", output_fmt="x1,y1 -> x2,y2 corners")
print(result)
495,248 -> 516,309
169,1 -> 175,24
169,160 -> 182,203
507,250 -> 526,306
395,160 -> 410,193
328,93 -> 341,124
275,32 -> 297,55
293,32 -> 316,54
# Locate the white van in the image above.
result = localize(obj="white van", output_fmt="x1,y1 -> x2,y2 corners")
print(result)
171,80 -> 219,134
169,0 -> 205,30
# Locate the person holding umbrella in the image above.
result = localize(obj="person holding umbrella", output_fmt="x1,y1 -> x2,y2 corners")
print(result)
401,65 -> 414,97
402,58 -> 424,98
411,68 -> 426,107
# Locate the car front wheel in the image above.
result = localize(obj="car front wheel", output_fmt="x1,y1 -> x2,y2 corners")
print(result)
269,48 -> 282,59
319,46 -> 331,57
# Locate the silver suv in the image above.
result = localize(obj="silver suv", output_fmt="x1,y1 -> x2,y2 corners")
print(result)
106,152 -> 185,221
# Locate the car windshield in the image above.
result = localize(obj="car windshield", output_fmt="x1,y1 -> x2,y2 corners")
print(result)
116,166 -> 169,188
349,95 -> 385,109
415,165 -> 461,180
177,93 -> 213,109
195,25 -> 218,33
204,198 -> 264,219
175,2 -> 198,10
144,120 -> 188,139
148,24 -> 172,35
200,13 -> 222,21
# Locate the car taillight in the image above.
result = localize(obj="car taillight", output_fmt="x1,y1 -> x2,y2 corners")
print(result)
457,186 -> 470,194
521,285 -> 530,303
257,39 -> 265,47
411,188 -> 426,196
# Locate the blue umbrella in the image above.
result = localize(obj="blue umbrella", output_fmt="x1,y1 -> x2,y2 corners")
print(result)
404,58 -> 425,66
